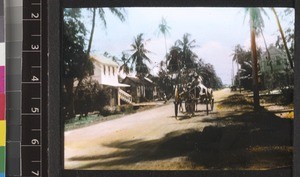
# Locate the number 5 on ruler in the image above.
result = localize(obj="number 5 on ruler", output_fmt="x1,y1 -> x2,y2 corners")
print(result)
31,107 -> 39,113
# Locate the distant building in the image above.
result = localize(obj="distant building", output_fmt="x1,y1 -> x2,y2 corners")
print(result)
260,45 -> 291,89
121,76 -> 157,103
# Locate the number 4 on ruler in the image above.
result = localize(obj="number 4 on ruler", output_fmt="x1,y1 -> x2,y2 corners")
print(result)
32,76 -> 39,82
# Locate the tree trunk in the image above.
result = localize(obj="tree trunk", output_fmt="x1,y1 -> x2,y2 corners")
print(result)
271,8 -> 294,70
250,13 -> 260,110
87,8 -> 96,55
164,35 -> 168,68
75,8 -> 96,95
65,78 -> 75,118
237,61 -> 241,93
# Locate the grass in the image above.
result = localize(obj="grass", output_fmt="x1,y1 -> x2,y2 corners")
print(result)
64,114 -> 125,131
65,105 -> 157,131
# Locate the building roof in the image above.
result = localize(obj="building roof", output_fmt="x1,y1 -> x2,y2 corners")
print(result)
122,76 -> 155,86
91,54 -> 119,67
262,45 -> 286,59
123,76 -> 142,84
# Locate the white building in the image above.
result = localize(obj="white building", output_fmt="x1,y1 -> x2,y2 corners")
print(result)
91,55 -> 131,106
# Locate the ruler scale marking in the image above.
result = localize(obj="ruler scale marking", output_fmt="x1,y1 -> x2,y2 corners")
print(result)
22,0 -> 43,176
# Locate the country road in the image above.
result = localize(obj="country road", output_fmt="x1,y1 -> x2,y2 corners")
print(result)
64,88 -> 233,170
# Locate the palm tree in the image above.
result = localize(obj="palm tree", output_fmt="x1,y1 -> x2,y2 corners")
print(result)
167,46 -> 182,74
232,45 -> 244,92
244,8 -> 267,110
129,33 -> 152,77
76,8 -> 126,93
157,17 -> 171,58
175,33 -> 198,69
87,8 -> 126,55
271,8 -> 294,70
118,52 -> 132,75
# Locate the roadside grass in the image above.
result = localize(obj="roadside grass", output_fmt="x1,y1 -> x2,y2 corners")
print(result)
65,105 -> 157,131
65,113 -> 126,131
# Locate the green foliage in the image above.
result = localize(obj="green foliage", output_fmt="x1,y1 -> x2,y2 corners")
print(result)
63,9 -> 93,80
119,105 -> 134,114
165,33 -> 222,90
196,59 -> 223,89
62,9 -> 94,119
244,8 -> 268,35
75,79 -> 110,116
158,17 -> 171,37
129,33 -> 152,77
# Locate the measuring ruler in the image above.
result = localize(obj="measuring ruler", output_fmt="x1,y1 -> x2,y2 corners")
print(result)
22,0 -> 47,176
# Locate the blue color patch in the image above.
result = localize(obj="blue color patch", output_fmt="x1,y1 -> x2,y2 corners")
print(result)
0,173 -> 4,177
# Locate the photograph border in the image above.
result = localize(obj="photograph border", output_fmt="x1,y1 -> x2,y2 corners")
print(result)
48,0 -> 300,176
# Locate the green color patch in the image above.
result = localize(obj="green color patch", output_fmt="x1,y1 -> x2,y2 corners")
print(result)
0,146 -> 5,172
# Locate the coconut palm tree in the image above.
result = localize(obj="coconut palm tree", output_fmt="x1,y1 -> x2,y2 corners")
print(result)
271,8 -> 294,70
175,33 -> 198,69
75,8 -> 126,93
232,45 -> 245,92
157,17 -> 171,58
129,33 -> 152,77
244,8 -> 267,110
118,52 -> 132,75
167,46 -> 182,73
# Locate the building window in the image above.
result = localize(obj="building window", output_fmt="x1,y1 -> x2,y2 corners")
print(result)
103,65 -> 106,75
113,67 -> 115,76
108,66 -> 111,75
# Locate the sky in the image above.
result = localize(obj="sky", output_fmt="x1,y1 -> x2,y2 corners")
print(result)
77,7 -> 294,85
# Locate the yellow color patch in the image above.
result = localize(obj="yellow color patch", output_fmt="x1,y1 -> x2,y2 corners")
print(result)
0,120 -> 5,146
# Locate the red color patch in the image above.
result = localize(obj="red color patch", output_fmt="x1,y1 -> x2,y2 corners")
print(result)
0,94 -> 5,120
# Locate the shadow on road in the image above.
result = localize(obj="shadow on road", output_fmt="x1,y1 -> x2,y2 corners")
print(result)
70,104 -> 293,170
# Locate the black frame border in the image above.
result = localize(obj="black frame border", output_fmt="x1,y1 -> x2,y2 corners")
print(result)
48,0 -> 300,177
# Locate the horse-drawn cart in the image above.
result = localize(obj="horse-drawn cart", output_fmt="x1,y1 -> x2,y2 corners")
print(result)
173,73 -> 214,119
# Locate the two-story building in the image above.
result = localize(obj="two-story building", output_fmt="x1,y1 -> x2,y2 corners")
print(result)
91,55 -> 131,106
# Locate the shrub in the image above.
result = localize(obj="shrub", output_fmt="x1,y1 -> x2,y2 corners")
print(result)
119,104 -> 134,113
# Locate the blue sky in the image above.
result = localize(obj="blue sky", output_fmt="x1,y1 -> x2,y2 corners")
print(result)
78,7 -> 294,85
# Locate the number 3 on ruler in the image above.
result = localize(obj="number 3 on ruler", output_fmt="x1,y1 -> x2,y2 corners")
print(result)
32,170 -> 39,176
31,45 -> 40,50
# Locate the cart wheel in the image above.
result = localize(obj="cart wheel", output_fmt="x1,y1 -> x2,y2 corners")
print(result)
174,102 -> 179,118
211,98 -> 214,111
206,98 -> 209,115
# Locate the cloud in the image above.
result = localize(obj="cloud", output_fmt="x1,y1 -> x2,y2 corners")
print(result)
243,33 -> 277,50
196,41 -> 233,85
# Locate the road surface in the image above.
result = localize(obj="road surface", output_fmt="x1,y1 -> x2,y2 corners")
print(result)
64,88 -> 232,170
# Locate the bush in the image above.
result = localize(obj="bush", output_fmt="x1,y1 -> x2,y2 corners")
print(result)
74,79 -> 110,115
119,104 -> 134,113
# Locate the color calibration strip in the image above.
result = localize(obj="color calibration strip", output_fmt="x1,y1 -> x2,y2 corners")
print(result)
0,0 -> 6,176
6,0 -> 23,176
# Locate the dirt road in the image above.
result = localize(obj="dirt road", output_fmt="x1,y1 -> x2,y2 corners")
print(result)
64,88 -> 233,170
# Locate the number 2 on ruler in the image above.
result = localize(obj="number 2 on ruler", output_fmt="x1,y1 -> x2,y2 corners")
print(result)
31,13 -> 39,19
32,170 -> 39,176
